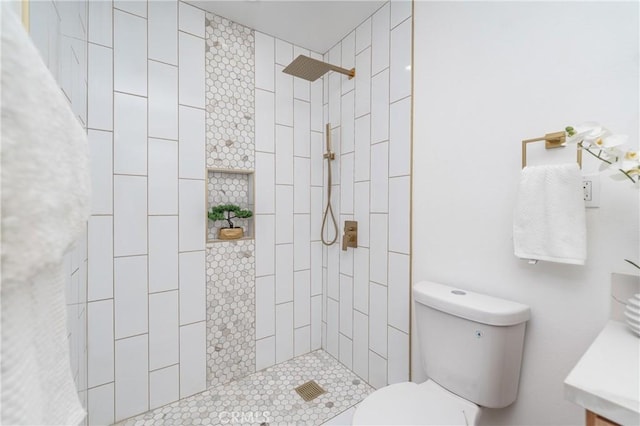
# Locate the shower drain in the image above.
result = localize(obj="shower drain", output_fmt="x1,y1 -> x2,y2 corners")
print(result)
294,380 -> 326,402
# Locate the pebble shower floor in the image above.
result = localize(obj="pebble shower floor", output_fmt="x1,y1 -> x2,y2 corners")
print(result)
116,351 -> 373,425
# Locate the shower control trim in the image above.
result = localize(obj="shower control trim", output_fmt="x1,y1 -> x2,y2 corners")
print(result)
342,221 -> 358,251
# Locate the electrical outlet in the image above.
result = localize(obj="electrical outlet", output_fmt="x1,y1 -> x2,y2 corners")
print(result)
582,174 -> 600,208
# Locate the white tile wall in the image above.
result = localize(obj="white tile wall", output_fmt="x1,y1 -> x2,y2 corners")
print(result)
353,247 -> 370,314
114,0 -> 147,17
88,300 -> 114,388
339,275 -> 353,337
178,32 -> 205,108
256,336 -> 276,371
256,275 -> 275,339
178,106 -> 205,179
275,302 -> 294,363
390,0 -> 412,28
275,65 -> 293,126
387,326 -> 409,384
275,244 -> 294,303
255,214 -> 276,277
389,96 -> 411,177
88,130 -> 113,215
148,216 -> 179,293
389,17 -> 412,103
148,61 -> 178,140
275,185 -> 294,244
88,0 -> 113,47
255,89 -> 275,153
353,310 -> 369,380
88,382 -> 114,426
149,291 -> 179,370
148,138 -> 178,215
368,350 -> 387,390
370,142 -> 389,213
275,39 -> 293,66
294,270 -> 311,327
113,175 -> 147,256
178,179 -> 205,251
148,0 -> 177,65
113,93 -> 147,175
178,2 -> 204,37
371,3 -> 390,76
115,335 -> 149,421
294,326 -> 311,356
294,157 -> 311,213
356,18 -> 372,54
275,125 -> 294,184
114,256 -> 148,339
149,365 -> 179,410
371,70 -> 390,144
88,44 -> 112,130
179,321 -> 206,398
255,32 -> 275,91
178,251 -> 206,325
294,215 -> 311,270
113,10 -> 147,96
388,252 -> 410,333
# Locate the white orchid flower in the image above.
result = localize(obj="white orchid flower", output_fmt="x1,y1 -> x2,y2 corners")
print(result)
565,122 -> 608,145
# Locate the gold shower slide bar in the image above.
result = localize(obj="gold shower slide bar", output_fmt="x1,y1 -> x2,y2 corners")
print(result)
521,131 -> 582,169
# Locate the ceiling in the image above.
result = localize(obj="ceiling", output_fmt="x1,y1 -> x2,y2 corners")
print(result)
186,1 -> 386,53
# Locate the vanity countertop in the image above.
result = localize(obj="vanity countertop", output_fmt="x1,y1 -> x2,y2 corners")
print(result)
564,320 -> 640,425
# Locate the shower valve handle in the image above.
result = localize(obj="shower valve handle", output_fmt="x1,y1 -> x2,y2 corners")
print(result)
342,221 -> 358,251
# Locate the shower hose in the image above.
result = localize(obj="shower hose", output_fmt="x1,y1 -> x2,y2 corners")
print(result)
321,124 -> 338,246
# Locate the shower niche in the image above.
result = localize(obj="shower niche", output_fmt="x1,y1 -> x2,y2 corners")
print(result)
206,169 -> 255,243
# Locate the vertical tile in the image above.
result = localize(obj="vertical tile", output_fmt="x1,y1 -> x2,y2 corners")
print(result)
339,335 -> 353,369
113,93 -> 147,175
179,321 -> 206,398
388,252 -> 410,333
390,0 -> 412,28
310,132 -> 323,187
88,382 -> 114,426
294,157 -> 311,214
148,61 -> 178,140
369,214 -> 388,285
256,336 -> 275,371
255,89 -> 275,153
354,115 -> 370,183
341,31 -> 356,95
275,65 -> 293,126
178,32 -> 205,108
326,298 -> 339,358
293,46 -> 311,101
114,1 -> 147,18
88,216 -> 113,301
294,270 -> 311,327
178,2 -> 204,37
293,100 -> 311,157
310,187 -> 323,243
371,3 -> 390,76
341,91 -> 355,154
340,153 -> 354,214
294,215 -> 311,271
255,152 -> 275,214
369,282 -> 388,357
329,127 -> 342,182
339,275 -> 353,337
353,310 -> 369,381
178,106 -> 205,180
390,19 -> 412,103
356,17 -> 372,53
388,327 -> 409,384
275,302 -> 294,363
327,243 -> 340,300
256,275 -> 275,339
148,138 -> 178,215
149,291 -> 179,370
275,125 -> 293,184
113,175 -> 147,257
114,256 -> 148,339
115,335 -> 148,421
88,44 -> 112,131
353,247 -> 370,314
255,32 -> 275,91
88,130 -> 113,215
328,74 -> 341,127
353,180 -> 370,248
87,300 -> 114,388
311,241 -> 322,295
255,215 -> 275,277
355,48 -> 371,118
275,38 -> 293,66
148,216 -> 178,293
275,185 -> 293,244
371,69 -> 390,144
311,295 -> 322,350
179,251 -> 206,325
149,365 -> 179,410
294,326 -> 311,356
148,0 -> 177,65
178,179 -> 205,252
88,0 -> 112,47
388,176 -> 410,254
389,97 -> 411,177
368,350 -> 388,389
310,72 -> 323,131
370,142 -> 389,213
113,10 -> 146,96
275,244 -> 294,303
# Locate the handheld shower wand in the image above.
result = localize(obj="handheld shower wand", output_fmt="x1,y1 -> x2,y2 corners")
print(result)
321,123 -> 338,246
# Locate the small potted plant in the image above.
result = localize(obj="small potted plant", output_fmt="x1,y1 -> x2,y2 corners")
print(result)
208,203 -> 253,240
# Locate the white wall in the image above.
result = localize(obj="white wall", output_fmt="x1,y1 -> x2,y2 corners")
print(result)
322,0 -> 413,389
413,2 -> 639,425
85,1 -> 207,423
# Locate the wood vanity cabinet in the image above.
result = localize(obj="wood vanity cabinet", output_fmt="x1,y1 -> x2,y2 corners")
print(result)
586,410 -> 620,426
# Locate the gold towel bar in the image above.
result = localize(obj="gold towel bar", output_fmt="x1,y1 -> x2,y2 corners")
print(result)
522,131 -> 582,169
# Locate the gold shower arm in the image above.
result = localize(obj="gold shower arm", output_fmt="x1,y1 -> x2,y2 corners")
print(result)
327,64 -> 356,80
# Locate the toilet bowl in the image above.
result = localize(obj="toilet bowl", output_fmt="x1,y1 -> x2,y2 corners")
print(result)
352,281 -> 530,426
352,380 -> 480,425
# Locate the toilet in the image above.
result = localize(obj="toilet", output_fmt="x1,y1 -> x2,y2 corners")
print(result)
353,281 -> 530,425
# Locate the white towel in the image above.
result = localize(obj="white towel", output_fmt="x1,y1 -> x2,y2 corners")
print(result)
1,5 -> 90,426
513,164 -> 587,265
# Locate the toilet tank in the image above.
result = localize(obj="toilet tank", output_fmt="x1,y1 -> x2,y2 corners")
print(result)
413,281 -> 530,408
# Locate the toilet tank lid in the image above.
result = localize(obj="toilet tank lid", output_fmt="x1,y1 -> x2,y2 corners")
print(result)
414,281 -> 530,326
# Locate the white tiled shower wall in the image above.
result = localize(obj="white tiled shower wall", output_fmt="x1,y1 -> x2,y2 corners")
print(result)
27,0 -> 90,423
84,1 -> 207,423
321,1 -> 413,389
253,32 -> 325,372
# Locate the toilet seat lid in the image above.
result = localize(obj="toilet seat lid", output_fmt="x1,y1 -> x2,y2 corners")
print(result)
352,380 -> 480,425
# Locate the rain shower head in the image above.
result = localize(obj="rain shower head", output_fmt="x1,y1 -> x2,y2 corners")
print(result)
282,55 -> 355,82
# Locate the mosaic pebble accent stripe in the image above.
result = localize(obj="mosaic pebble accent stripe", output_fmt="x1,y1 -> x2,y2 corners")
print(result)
206,240 -> 256,388
116,350 -> 373,426
205,13 -> 255,170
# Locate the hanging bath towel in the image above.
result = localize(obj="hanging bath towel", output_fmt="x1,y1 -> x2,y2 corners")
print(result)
1,5 -> 90,425
513,163 -> 587,265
